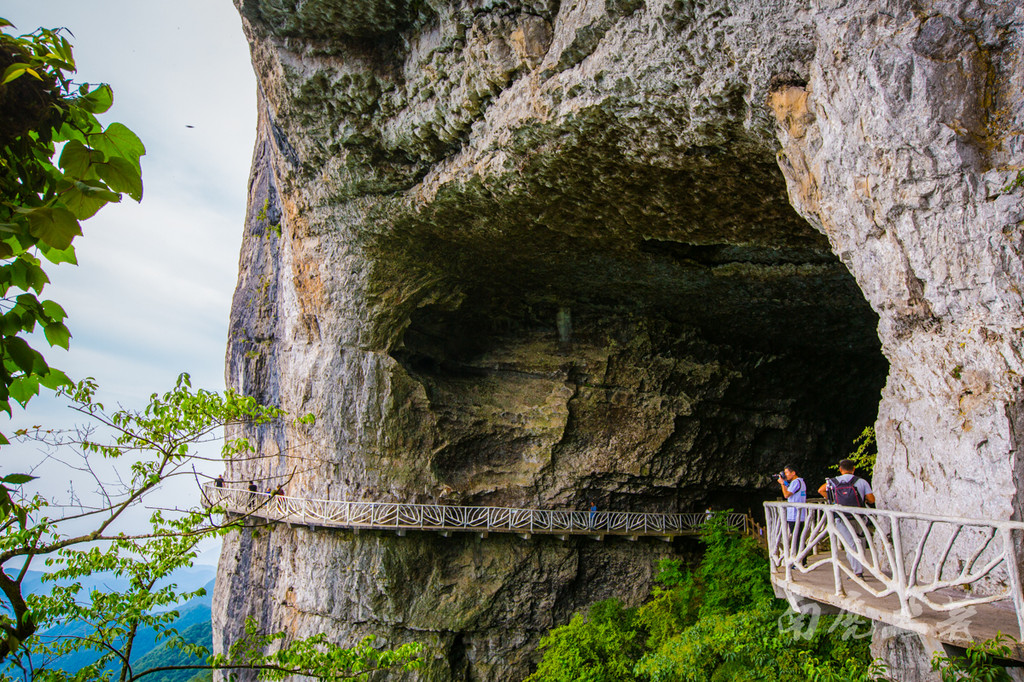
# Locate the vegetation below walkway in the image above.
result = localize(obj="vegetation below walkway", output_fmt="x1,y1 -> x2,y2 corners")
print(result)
526,515 -> 884,682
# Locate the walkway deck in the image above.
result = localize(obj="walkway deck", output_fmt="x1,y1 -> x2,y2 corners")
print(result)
202,484 -> 749,540
765,501 -> 1024,659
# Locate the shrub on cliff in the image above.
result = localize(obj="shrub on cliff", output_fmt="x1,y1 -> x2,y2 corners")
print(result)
527,599 -> 644,682
527,514 -> 881,682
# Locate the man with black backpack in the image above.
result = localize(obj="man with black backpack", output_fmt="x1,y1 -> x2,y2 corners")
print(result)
818,459 -> 876,578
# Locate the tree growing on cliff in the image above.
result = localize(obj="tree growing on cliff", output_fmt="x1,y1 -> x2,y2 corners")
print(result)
0,17 -> 144,426
0,374 -> 423,681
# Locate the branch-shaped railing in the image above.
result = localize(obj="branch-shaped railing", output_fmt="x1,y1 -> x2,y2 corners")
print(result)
765,501 -> 1024,637
202,484 -> 750,537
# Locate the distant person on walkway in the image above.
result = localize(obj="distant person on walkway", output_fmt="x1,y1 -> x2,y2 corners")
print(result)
818,459 -> 875,578
248,480 -> 258,509
704,506 -> 713,523
589,503 -> 598,530
214,475 -> 224,488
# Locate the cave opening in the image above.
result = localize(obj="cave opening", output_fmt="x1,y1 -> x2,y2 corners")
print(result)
380,135 -> 889,514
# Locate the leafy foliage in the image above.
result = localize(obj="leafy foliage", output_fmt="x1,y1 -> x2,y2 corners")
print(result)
0,18 -> 145,427
692,515 -> 774,618
211,621 -> 422,682
528,514 -> 884,682
0,376 -> 423,681
526,599 -> 644,682
834,427 -> 877,477
1003,171 -> 1023,194
931,634 -> 1016,682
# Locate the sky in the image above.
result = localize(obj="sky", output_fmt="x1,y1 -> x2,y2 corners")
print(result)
4,1 -> 258,563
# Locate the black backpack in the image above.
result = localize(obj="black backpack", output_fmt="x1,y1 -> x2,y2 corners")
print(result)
827,476 -> 865,507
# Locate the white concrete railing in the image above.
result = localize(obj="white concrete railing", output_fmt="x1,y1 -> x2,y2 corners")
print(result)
765,501 -> 1024,636
202,484 -> 750,537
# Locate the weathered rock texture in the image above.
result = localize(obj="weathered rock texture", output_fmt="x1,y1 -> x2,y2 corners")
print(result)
213,0 -> 1022,679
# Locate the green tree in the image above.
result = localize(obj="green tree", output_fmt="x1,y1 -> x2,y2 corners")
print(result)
525,599 -> 643,682
0,18 -> 145,424
528,513 -> 884,682
692,514 -> 774,618
834,428 -> 876,477
0,375 -> 423,681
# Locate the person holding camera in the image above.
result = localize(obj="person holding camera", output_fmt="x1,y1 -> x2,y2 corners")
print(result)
777,466 -> 807,532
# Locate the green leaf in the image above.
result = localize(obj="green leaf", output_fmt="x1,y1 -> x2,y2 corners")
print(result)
55,35 -> 74,64
8,375 -> 39,405
55,120 -> 88,144
59,137 -> 91,175
3,336 -> 43,374
26,206 -> 82,250
39,367 -> 70,390
38,243 -> 77,265
43,322 -> 70,349
1,64 -> 41,84
58,140 -> 94,177
94,157 -> 142,202
76,84 -> 113,114
87,122 -> 145,174
7,257 -> 51,294
1,474 -> 36,485
61,180 -> 122,219
41,300 -> 66,321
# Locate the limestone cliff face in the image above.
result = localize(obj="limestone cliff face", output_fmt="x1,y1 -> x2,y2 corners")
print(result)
213,0 -> 1022,679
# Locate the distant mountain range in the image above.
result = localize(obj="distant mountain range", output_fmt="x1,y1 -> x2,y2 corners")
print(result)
17,565 -> 217,681
21,565 -> 217,604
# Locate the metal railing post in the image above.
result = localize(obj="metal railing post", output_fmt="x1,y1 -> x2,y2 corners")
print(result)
827,508 -> 844,597
890,517 -> 911,618
782,509 -> 793,583
1003,527 -> 1024,639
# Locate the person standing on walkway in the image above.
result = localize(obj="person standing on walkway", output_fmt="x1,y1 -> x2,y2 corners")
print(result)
589,503 -> 598,530
778,466 -> 807,532
818,459 -> 875,578
778,466 -> 808,566
248,480 -> 258,509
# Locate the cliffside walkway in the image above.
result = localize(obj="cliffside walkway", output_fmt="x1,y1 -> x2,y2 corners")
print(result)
202,484 -> 750,540
764,501 -> 1024,659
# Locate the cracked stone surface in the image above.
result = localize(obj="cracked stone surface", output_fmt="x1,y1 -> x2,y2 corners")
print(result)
213,0 -> 1023,679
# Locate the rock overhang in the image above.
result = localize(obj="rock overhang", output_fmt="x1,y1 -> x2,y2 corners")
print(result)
227,0 -> 893,507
